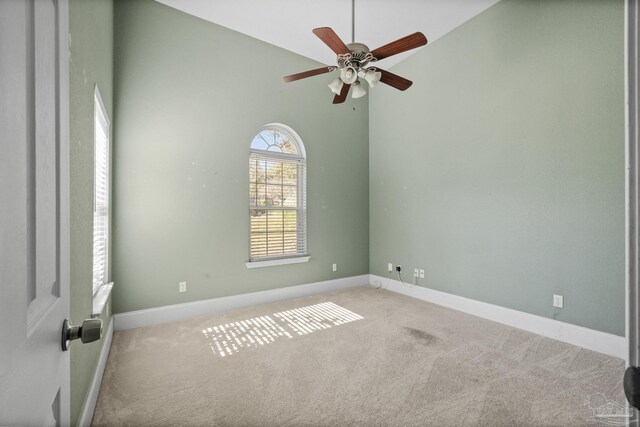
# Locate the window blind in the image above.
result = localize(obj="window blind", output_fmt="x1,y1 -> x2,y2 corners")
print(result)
249,151 -> 306,261
92,90 -> 109,295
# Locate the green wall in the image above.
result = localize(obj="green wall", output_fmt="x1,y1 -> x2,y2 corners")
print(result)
69,0 -> 113,425
370,0 -> 625,335
111,0 -> 369,313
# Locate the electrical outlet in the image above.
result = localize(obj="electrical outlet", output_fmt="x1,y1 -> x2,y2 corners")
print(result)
553,294 -> 563,308
388,263 -> 393,273
179,281 -> 187,293
419,269 -> 425,279
414,268 -> 419,277
396,265 -> 402,273
332,263 -> 337,272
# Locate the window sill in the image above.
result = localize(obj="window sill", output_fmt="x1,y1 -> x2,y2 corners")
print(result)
246,256 -> 310,269
92,282 -> 114,318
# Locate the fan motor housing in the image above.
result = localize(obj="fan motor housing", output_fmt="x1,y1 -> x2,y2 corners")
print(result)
347,42 -> 370,54
338,42 -> 372,69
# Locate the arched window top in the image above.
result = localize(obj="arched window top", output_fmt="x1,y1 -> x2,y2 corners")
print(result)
250,124 -> 305,158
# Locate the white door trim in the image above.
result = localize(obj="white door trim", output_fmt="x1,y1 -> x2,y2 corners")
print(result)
58,0 -> 71,423
627,0 -> 639,370
624,1 -> 640,422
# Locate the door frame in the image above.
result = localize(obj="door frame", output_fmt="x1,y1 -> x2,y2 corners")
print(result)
627,0 -> 638,368
627,0 -> 639,425
58,0 -> 71,423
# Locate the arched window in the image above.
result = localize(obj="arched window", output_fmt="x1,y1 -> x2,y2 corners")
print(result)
248,124 -> 307,264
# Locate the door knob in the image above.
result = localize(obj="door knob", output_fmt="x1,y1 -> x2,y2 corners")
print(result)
61,318 -> 103,351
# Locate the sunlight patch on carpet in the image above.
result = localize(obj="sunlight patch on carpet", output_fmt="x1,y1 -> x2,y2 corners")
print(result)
202,302 -> 363,357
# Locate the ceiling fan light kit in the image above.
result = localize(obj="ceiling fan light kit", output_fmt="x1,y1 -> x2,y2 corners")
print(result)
328,78 -> 344,95
282,0 -> 428,104
351,81 -> 367,99
363,69 -> 382,87
340,66 -> 358,84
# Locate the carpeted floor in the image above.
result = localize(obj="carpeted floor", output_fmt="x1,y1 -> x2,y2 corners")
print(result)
92,286 -> 626,426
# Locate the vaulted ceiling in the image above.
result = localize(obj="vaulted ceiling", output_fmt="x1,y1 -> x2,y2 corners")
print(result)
155,0 -> 500,68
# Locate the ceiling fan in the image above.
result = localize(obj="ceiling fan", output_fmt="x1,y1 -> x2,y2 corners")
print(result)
282,1 -> 428,104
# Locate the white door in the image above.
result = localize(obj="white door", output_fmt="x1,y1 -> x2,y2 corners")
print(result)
0,0 -> 71,425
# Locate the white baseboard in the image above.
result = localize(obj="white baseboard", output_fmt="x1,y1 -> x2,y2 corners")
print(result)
111,273 -> 624,357
113,275 -> 369,331
78,317 -> 113,427
371,274 -> 626,359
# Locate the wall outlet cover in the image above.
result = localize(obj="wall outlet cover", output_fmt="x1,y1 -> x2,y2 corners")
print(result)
179,281 -> 187,293
553,294 -> 563,308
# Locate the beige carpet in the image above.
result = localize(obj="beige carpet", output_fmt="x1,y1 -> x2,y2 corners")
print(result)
92,286 -> 625,426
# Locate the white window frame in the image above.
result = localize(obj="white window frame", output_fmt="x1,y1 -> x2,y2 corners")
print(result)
92,86 -> 113,311
246,123 -> 309,268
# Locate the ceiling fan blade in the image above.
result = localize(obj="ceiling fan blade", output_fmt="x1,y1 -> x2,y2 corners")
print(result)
312,27 -> 351,56
370,32 -> 428,61
283,66 -> 335,83
333,83 -> 351,104
378,69 -> 413,91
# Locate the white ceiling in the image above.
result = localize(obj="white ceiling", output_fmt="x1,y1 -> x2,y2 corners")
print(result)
155,0 -> 500,68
